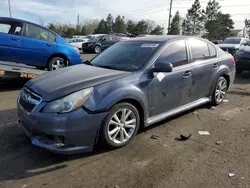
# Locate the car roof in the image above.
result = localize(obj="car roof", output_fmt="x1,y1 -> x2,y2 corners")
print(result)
128,35 -> 197,42
239,46 -> 250,53
0,17 -> 58,35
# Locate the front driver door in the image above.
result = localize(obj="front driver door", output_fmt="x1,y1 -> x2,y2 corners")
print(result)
147,40 -> 193,118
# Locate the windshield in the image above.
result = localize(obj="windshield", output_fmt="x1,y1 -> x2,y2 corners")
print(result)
222,38 -> 241,44
91,35 -> 105,41
90,41 -> 162,71
86,35 -> 93,39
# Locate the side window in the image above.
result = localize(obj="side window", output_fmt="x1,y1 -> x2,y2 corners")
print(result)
111,35 -> 118,40
104,35 -> 111,40
48,31 -> 56,42
208,44 -> 217,58
14,26 -> 22,35
0,23 -> 11,33
156,40 -> 188,68
188,39 -> 210,61
25,24 -> 49,42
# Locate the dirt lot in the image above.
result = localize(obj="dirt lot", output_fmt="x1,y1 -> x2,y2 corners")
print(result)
1,62 -> 250,188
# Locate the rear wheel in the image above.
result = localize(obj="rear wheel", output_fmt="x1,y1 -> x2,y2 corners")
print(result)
47,57 -> 66,71
100,103 -> 140,149
211,77 -> 228,105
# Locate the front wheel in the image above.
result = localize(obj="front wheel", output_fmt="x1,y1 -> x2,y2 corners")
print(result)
94,45 -> 101,54
47,57 -> 66,71
211,77 -> 228,105
100,103 -> 140,149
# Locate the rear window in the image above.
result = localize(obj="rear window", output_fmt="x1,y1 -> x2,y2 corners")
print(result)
208,44 -> 217,57
0,23 -> 11,33
188,39 -> 210,61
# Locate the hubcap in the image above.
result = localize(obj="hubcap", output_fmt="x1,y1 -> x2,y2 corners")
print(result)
51,59 -> 65,70
215,79 -> 227,103
107,108 -> 136,144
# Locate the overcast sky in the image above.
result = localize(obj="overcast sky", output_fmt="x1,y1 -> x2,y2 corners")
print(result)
0,0 -> 249,30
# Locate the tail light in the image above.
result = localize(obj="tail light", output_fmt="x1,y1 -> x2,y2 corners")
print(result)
232,57 -> 235,65
76,47 -> 80,54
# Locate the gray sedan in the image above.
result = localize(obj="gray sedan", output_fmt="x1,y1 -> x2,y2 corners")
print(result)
17,35 -> 235,154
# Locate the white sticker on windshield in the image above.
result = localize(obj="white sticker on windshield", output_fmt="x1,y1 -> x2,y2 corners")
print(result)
141,44 -> 159,48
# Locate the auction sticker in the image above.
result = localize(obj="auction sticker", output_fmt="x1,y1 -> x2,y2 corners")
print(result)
141,44 -> 159,48
0,70 -> 5,75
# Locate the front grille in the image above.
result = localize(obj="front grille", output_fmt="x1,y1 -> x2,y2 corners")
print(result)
19,87 -> 42,112
19,97 -> 36,112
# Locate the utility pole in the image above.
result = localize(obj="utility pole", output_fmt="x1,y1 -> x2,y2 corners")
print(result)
167,0 -> 173,34
8,0 -> 12,18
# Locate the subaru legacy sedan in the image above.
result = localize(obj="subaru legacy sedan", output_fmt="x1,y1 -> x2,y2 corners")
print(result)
0,17 -> 82,71
17,36 -> 235,154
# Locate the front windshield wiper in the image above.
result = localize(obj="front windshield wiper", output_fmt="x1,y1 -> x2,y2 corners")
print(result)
83,60 -> 91,65
97,65 -> 117,70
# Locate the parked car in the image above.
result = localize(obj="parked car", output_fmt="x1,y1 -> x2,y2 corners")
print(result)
0,17 -> 83,71
211,40 -> 222,45
234,46 -> 250,74
82,34 -> 121,53
217,37 -> 250,55
17,36 -> 235,154
69,38 -> 87,50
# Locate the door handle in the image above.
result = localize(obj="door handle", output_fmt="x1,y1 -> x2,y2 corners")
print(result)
46,43 -> 52,46
212,63 -> 219,69
183,71 -> 192,78
11,37 -> 18,41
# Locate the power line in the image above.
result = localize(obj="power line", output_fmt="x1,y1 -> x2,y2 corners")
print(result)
8,0 -> 11,18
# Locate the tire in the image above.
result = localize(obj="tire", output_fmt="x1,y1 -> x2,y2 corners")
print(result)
47,57 -> 66,71
211,77 -> 228,105
100,103 -> 140,149
236,68 -> 243,74
94,45 -> 101,54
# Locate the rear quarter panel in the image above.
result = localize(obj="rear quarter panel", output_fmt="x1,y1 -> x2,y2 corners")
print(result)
210,47 -> 235,94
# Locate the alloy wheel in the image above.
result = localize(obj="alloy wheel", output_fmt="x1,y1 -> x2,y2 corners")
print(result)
51,59 -> 65,70
215,79 -> 227,103
95,46 -> 101,54
107,108 -> 136,144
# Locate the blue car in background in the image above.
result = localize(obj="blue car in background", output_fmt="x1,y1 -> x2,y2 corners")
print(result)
0,17 -> 83,71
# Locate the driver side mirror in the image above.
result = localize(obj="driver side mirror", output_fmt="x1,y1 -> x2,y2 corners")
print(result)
102,38 -> 106,41
151,61 -> 173,73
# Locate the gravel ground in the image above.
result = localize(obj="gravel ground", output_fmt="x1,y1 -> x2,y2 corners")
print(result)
1,63 -> 250,188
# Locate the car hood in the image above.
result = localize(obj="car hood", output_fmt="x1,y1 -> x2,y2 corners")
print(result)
26,64 -> 132,101
217,44 -> 240,49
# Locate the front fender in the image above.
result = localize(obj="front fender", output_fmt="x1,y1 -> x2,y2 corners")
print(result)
84,85 -> 148,120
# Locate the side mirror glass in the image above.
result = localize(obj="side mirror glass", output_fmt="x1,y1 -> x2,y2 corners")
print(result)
152,62 -> 173,73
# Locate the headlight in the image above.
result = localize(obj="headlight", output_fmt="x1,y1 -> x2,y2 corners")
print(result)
42,87 -> 93,113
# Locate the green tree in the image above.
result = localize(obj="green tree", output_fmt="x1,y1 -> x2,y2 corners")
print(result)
182,0 -> 204,36
168,11 -> 181,35
81,25 -> 87,35
106,13 -> 114,33
215,13 -> 234,39
204,0 -> 221,40
113,15 -> 126,33
126,20 -> 136,33
133,20 -> 149,34
150,25 -> 164,35
47,23 -> 57,32
94,19 -> 108,34
245,19 -> 250,38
